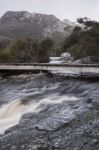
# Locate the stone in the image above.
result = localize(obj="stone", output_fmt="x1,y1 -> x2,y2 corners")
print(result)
86,98 -> 92,104
92,139 -> 98,145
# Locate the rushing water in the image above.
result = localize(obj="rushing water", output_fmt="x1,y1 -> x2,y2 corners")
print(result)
0,73 -> 79,134
0,73 -> 99,150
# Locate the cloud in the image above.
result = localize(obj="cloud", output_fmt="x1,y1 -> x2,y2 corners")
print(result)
0,0 -> 98,21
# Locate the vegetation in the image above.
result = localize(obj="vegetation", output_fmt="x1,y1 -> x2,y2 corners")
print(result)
62,18 -> 99,62
0,38 -> 54,63
0,17 -> 99,63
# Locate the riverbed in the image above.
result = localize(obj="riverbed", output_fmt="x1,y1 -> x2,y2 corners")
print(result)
0,73 -> 99,150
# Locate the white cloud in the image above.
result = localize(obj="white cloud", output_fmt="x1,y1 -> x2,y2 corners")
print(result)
0,0 -> 99,21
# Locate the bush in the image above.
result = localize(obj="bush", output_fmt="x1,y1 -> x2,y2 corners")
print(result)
0,38 -> 54,63
62,18 -> 99,61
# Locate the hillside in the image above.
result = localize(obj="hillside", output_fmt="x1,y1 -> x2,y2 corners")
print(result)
0,11 -> 75,43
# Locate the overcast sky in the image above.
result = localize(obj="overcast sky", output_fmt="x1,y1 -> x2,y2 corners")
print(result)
0,0 -> 99,21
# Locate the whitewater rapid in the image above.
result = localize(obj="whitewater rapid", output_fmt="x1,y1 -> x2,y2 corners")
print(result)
0,73 -> 98,135
0,73 -> 99,150
0,94 -> 79,135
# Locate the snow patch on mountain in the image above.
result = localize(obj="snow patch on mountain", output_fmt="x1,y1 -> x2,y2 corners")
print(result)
0,11 -> 78,40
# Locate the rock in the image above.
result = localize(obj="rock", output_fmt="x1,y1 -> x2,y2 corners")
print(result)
61,52 -> 73,63
0,11 -> 75,42
92,139 -> 98,145
11,146 -> 16,150
86,98 -> 92,104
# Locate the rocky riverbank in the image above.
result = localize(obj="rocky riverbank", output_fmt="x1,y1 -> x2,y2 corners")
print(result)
0,73 -> 99,150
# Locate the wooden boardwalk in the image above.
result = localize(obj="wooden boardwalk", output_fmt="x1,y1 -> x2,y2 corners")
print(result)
0,63 -> 99,75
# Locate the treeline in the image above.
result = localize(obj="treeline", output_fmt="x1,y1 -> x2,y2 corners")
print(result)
0,18 -> 99,63
62,18 -> 99,62
0,38 -> 54,63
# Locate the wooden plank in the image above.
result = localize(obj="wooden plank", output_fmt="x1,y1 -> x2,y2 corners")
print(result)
0,64 -> 99,74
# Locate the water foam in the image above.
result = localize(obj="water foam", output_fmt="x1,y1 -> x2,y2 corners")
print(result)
0,95 -> 79,135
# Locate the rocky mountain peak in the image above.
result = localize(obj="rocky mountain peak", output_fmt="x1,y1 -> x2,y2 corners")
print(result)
0,11 -> 76,41
0,11 -> 32,23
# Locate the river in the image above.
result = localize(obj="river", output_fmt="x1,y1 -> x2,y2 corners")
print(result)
0,73 -> 99,150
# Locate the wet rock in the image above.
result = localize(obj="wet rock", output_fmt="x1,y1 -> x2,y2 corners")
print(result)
0,74 -> 99,150
86,98 -> 92,104
92,139 -> 99,145
11,146 -> 16,150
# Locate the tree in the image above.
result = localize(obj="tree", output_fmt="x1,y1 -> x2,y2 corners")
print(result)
37,38 -> 54,63
62,18 -> 99,62
8,38 -> 40,63
62,26 -> 81,52
77,17 -> 99,28
0,38 -> 54,63
0,48 -> 13,63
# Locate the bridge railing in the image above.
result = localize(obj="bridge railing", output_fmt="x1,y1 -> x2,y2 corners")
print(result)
0,63 -> 99,67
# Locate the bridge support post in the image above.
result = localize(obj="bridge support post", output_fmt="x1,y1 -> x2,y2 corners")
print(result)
40,66 -> 42,74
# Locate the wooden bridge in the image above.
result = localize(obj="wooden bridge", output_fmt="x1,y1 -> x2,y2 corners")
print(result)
0,63 -> 99,76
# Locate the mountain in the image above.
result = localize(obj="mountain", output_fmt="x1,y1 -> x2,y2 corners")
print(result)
0,11 -> 76,43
